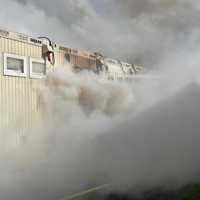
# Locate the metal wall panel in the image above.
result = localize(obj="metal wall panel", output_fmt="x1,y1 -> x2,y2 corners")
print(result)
0,30 -> 100,144
0,36 -> 43,144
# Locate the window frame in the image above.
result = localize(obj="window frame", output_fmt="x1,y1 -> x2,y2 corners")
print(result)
4,53 -> 27,77
30,57 -> 46,79
0,52 -> 2,74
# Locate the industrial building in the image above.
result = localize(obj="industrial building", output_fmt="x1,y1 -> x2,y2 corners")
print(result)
0,28 -> 142,143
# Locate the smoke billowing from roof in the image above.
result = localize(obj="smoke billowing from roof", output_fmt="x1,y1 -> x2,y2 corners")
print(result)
0,0 -> 200,66
0,1 -> 200,199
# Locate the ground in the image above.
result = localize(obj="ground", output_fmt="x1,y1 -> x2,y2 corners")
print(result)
85,184 -> 200,200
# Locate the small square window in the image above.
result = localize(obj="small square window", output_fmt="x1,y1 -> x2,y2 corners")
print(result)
4,53 -> 27,77
7,57 -> 24,72
30,58 -> 46,78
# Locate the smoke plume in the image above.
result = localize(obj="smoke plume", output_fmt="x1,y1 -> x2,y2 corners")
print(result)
0,0 -> 200,66
0,56 -> 200,200
0,0 -> 200,199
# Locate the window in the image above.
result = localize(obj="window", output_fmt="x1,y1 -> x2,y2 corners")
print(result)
4,53 -> 27,77
65,53 -> 70,62
30,58 -> 46,78
129,68 -> 134,75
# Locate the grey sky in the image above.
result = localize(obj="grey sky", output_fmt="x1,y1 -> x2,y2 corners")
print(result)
0,0 -> 200,66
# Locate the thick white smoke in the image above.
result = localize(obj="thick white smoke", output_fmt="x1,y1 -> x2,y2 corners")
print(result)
1,0 -> 200,66
0,0 -> 200,199
1,53 -> 200,200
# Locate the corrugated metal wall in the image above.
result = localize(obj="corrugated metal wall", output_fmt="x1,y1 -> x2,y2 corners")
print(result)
58,47 -> 97,71
0,36 -> 44,143
0,32 -> 98,144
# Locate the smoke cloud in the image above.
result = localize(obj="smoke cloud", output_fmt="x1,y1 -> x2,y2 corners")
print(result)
1,1 -> 200,200
1,57 -> 200,200
0,0 -> 200,66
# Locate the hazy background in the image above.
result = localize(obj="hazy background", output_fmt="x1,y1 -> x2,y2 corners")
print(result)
0,0 -> 200,66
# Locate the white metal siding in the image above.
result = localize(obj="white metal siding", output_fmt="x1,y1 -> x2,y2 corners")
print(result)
0,35 -> 43,143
